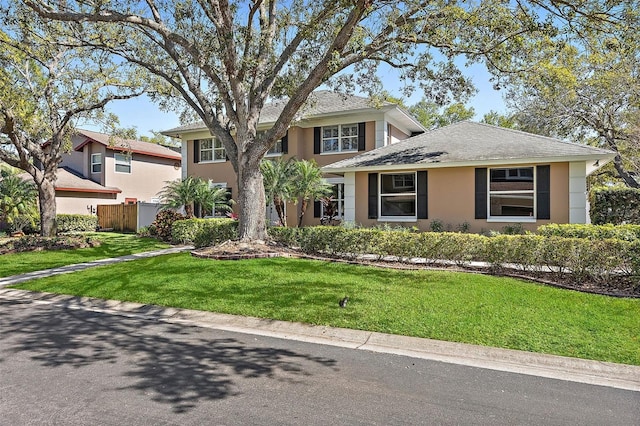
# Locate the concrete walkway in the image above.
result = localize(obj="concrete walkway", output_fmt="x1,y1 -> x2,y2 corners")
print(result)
1,246 -> 639,392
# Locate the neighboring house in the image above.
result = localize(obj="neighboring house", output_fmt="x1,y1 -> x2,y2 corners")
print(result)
162,91 -> 426,225
52,130 -> 182,215
322,121 -> 616,233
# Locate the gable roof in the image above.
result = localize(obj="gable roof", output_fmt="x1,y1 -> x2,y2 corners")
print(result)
75,130 -> 181,161
323,121 -> 616,173
161,90 -> 425,137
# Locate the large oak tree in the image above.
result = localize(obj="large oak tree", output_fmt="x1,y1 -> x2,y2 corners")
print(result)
23,0 -> 631,239
0,4 -> 149,236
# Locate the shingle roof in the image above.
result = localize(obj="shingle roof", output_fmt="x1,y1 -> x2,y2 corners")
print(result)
323,121 -> 616,171
54,167 -> 122,193
161,90 -> 401,136
75,130 -> 181,161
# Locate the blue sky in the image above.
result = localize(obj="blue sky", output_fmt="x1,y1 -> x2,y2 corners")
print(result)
98,63 -> 507,139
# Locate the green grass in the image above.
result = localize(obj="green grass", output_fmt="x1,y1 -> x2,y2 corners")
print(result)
0,233 -> 170,277
11,254 -> 640,365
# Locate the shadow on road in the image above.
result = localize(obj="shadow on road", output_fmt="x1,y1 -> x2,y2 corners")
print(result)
0,299 -> 338,413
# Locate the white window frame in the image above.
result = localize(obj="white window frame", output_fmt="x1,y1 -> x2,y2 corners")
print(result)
379,172 -> 417,221
114,153 -> 131,174
321,123 -> 358,154
208,181 -> 229,217
265,138 -> 283,157
91,153 -> 102,174
198,138 -> 226,163
487,166 -> 536,222
321,180 -> 345,220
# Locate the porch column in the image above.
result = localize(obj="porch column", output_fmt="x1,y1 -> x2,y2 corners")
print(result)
569,162 -> 587,224
181,140 -> 188,179
344,172 -> 356,223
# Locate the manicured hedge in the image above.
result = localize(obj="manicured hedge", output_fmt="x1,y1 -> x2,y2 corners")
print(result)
537,223 -> 640,241
57,214 -> 99,233
268,226 -> 640,286
590,187 -> 640,225
171,218 -> 238,247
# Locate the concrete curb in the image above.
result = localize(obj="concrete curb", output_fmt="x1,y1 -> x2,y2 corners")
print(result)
1,288 -> 638,392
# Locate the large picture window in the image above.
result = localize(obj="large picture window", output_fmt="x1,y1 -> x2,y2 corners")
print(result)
380,173 -> 416,217
489,167 -> 534,217
114,153 -> 131,174
322,123 -> 358,153
198,138 -> 226,162
321,183 -> 345,220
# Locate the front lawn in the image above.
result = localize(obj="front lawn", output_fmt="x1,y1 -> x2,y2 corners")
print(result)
12,253 -> 640,365
0,233 -> 171,277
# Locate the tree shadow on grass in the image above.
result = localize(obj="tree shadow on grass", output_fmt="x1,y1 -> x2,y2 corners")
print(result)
0,298 -> 338,413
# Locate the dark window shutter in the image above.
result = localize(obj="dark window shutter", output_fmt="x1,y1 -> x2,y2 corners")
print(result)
314,200 -> 321,218
358,122 -> 366,151
368,173 -> 378,219
537,165 -> 551,220
281,131 -> 288,154
417,171 -> 428,219
475,168 -> 488,219
225,187 -> 232,202
194,202 -> 201,218
193,140 -> 199,163
313,127 -> 321,154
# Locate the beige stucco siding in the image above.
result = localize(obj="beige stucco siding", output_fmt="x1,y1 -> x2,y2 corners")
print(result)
56,192 -> 118,215
352,162 -> 571,234
105,151 -> 181,203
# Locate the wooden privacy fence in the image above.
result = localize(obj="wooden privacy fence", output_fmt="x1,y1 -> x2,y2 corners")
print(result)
97,203 -> 138,232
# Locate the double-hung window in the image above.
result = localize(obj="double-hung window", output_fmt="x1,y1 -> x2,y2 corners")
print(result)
489,167 -> 535,218
198,138 -> 226,162
114,153 -> 131,174
91,153 -> 102,174
380,172 -> 416,218
321,183 -> 345,220
322,123 -> 358,153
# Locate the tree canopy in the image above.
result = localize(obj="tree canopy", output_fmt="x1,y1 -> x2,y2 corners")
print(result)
22,0 -> 635,238
0,2 -> 151,235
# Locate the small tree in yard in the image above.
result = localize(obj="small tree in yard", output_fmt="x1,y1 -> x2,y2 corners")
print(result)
261,158 -> 296,227
158,176 -> 234,218
290,160 -> 331,227
0,169 -> 38,232
25,0 -> 632,240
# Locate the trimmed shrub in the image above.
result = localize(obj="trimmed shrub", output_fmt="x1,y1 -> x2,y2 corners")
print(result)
537,223 -> 640,242
57,214 -> 99,233
151,210 -> 185,242
269,225 -> 639,287
590,186 -> 640,225
172,218 -> 237,247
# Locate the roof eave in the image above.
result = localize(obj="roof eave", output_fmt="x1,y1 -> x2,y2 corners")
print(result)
322,153 -> 617,174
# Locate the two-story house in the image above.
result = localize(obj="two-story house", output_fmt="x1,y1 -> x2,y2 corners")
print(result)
161,91 -> 426,226
53,130 -> 182,215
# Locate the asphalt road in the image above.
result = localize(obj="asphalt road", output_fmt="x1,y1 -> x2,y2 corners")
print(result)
1,298 -> 638,425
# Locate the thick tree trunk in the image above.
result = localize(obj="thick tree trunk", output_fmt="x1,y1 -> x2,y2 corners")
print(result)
237,155 -> 267,241
37,178 -> 57,237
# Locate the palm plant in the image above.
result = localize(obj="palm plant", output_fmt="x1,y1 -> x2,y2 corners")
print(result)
290,159 -> 332,227
199,185 -> 234,217
260,158 -> 296,226
0,171 -> 38,231
157,176 -> 209,218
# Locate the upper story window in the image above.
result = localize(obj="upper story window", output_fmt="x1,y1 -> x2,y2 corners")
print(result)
489,167 -> 535,217
114,153 -> 131,174
197,138 -> 226,162
322,123 -> 358,153
91,153 -> 102,174
380,172 -> 416,218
